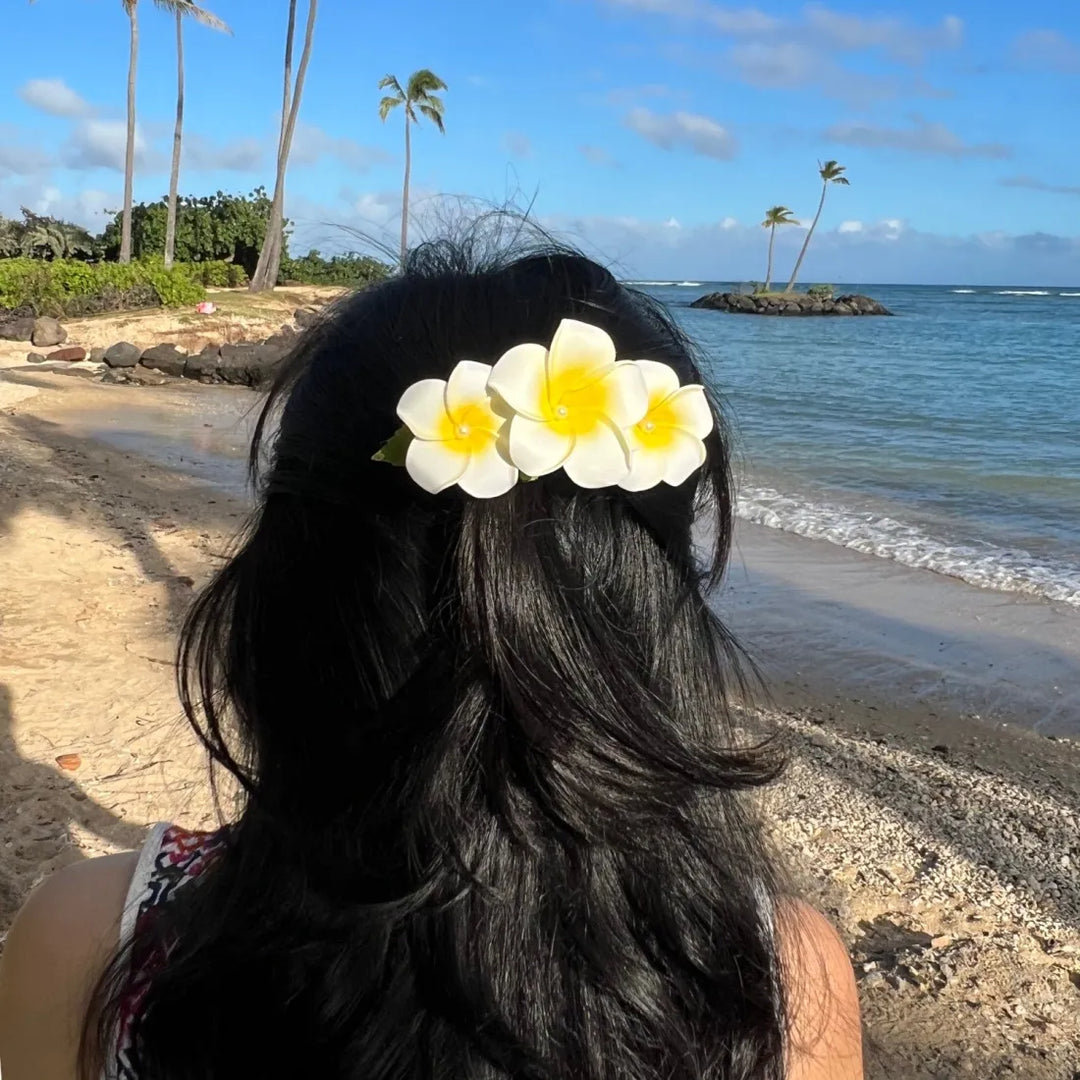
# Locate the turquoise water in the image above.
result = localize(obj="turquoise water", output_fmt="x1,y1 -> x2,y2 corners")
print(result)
635,283 -> 1080,607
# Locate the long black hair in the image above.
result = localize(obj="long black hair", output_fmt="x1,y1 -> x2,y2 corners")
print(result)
82,232 -> 789,1080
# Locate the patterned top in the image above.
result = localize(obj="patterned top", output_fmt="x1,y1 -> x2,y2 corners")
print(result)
106,823 -> 227,1080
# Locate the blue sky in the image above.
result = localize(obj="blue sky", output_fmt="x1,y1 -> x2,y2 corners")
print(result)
3,0 -> 1079,283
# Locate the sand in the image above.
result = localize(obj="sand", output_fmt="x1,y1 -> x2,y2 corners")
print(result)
2,367 -> 1079,1078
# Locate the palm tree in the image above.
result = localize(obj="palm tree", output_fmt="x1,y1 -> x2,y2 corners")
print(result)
250,0 -> 319,292
784,160 -> 850,293
379,70 -> 447,268
164,2 -> 231,269
760,205 -> 797,292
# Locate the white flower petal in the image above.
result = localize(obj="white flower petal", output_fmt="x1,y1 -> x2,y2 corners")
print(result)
619,449 -> 667,492
507,416 -> 574,476
457,439 -> 519,498
660,429 -> 708,486
488,343 -> 548,421
635,359 -> 681,405
445,360 -> 495,420
597,361 -> 650,427
562,419 -> 630,488
396,379 -> 449,440
405,438 -> 468,494
547,319 -> 617,387
665,385 -> 713,440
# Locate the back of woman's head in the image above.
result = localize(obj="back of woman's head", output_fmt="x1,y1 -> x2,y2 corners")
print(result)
84,228 -> 787,1080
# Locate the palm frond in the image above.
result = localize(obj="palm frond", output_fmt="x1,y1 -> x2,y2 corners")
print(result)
378,74 -> 404,95
418,103 -> 445,133
379,94 -> 404,121
819,159 -> 849,183
406,68 -> 448,99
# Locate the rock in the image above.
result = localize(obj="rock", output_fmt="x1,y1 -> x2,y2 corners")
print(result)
90,347 -> 107,364
31,316 -> 67,348
184,345 -> 220,381
690,291 -> 893,317
217,342 -> 261,385
139,343 -> 187,378
26,351 -> 47,363
48,346 -> 88,363
931,935 -> 954,950
104,341 -> 141,368
55,753 -> 81,771
125,368 -> 168,386
0,316 -> 36,342
294,307 -> 320,329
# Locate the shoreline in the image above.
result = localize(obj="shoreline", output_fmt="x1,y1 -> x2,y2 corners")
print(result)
3,371 -> 1079,1077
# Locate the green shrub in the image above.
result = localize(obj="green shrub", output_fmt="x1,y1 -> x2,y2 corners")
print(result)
0,257 -> 205,316
280,250 -> 391,288
806,284 -> 834,299
186,259 -> 248,288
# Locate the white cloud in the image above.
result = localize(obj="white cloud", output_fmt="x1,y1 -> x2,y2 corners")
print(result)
501,132 -> 534,159
63,119 -> 161,172
625,108 -> 738,159
825,118 -> 1012,159
1000,175 -> 1080,198
1011,29 -> 1080,74
0,125 -> 53,178
664,216 -> 681,228
720,216 -> 738,228
290,124 -> 390,170
579,144 -> 619,167
838,220 -> 863,233
18,78 -> 94,118
183,133 -> 265,172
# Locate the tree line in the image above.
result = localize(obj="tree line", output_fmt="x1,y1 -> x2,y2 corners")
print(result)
24,1 -> 445,291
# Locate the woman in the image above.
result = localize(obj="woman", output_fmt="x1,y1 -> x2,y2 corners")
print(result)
0,240 -> 862,1080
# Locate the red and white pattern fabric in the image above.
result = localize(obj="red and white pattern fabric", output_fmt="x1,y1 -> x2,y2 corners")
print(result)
105,822 -> 227,1080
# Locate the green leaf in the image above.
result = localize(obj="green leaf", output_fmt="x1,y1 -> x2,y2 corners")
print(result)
372,425 -> 413,466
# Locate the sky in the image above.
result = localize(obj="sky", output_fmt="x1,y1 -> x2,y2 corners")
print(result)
2,0 -> 1079,284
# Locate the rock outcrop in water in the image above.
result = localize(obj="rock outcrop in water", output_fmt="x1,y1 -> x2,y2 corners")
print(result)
691,292 -> 893,316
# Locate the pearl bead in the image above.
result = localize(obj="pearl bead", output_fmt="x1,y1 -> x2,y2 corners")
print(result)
642,420 -> 656,432
556,405 -> 569,418
456,425 -> 470,438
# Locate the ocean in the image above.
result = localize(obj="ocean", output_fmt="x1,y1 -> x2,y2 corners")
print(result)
632,282 -> 1080,609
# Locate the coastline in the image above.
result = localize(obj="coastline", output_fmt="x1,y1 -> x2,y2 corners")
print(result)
2,371 -> 1078,1077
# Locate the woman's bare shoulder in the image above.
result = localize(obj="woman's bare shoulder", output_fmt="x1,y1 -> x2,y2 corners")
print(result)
778,900 -> 865,1080
0,852 -> 137,1080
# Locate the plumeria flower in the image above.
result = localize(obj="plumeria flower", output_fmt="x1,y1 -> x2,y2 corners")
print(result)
619,360 -> 713,491
487,319 -> 649,488
395,360 -> 518,498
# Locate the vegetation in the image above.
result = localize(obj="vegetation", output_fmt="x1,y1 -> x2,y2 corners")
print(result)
165,2 -> 231,268
806,284 -> 834,300
101,190 -> 277,275
250,0 -> 319,292
0,256 -> 204,317
784,160 -> 849,293
0,209 -> 97,261
760,205 -> 797,292
379,69 -> 448,267
281,250 -> 389,287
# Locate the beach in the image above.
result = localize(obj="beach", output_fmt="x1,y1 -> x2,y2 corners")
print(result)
2,367 -> 1079,1078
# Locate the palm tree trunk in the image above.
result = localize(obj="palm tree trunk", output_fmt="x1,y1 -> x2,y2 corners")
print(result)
784,182 -> 827,293
250,0 -> 318,292
278,0 -> 296,162
764,224 -> 775,291
120,3 -> 139,264
164,9 -> 184,269
399,112 -> 411,269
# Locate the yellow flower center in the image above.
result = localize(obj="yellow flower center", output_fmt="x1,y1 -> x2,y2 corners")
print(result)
545,364 -> 613,436
633,394 -> 683,450
437,402 -> 498,455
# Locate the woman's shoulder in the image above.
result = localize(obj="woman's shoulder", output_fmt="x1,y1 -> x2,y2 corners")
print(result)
0,823 -> 226,1080
0,851 -> 138,1080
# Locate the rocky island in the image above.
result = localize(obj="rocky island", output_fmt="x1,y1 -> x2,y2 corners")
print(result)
691,291 -> 893,316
